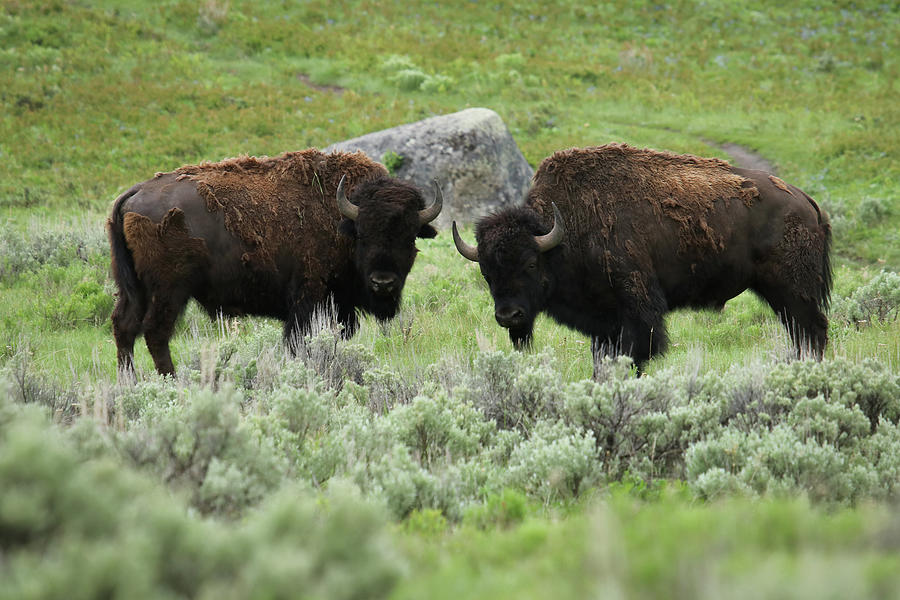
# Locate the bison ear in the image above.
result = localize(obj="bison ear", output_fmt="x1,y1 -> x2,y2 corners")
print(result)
338,218 -> 357,238
417,224 -> 438,239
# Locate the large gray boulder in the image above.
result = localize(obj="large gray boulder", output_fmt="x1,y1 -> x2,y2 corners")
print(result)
327,108 -> 533,229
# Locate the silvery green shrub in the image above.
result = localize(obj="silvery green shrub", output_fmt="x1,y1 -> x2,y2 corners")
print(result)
387,391 -> 494,466
114,384 -> 287,517
505,420 -> 601,503
0,226 -> 107,283
305,391 -> 503,519
686,359 -> 900,503
391,68 -> 428,91
832,269 -> 900,327
860,420 -> 900,500
464,350 -> 562,434
296,326 -> 375,390
0,396 -> 402,600
251,381 -> 333,473
419,73 -> 454,93
115,376 -> 181,421
687,424 -> 858,503
763,358 -> 900,431
562,358 -> 726,480
209,320 -> 283,390
2,345 -> 79,423
211,480 -> 403,600
856,196 -> 891,226
380,54 -> 418,74
363,365 -> 416,414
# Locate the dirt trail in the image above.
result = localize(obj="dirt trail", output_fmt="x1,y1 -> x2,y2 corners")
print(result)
708,141 -> 777,174
604,119 -> 779,174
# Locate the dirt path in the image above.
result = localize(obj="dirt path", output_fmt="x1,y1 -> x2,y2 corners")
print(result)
297,73 -> 345,95
707,141 -> 777,174
603,119 -> 778,174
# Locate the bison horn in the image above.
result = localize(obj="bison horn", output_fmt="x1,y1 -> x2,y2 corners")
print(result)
452,221 -> 479,262
534,202 -> 564,253
418,179 -> 443,225
336,174 -> 359,221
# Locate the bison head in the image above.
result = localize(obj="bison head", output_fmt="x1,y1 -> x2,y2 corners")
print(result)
453,204 -> 564,348
337,175 -> 441,320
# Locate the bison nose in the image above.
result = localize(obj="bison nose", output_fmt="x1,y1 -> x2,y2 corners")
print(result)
495,306 -> 526,328
369,272 -> 399,295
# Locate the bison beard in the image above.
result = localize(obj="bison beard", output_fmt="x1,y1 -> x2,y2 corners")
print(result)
453,143 -> 832,375
108,149 -> 441,377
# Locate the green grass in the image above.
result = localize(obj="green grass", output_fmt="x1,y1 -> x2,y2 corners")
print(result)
2,1 -> 900,597
3,1 -> 898,260
395,489 -> 900,599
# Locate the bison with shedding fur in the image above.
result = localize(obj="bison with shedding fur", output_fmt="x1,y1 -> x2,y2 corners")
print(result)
108,149 -> 441,376
453,143 -> 831,374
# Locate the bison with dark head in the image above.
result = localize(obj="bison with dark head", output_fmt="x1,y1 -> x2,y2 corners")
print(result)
108,149 -> 441,376
453,143 -> 831,374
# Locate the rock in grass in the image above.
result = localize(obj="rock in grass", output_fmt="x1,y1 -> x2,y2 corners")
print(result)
327,108 -> 533,229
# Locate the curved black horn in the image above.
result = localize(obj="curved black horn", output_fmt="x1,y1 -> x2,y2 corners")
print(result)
336,174 -> 359,221
534,202 -> 564,253
452,221 -> 479,262
418,179 -> 443,225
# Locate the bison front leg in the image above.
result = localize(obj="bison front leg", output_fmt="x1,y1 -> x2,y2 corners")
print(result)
283,309 -> 311,356
624,316 -> 669,374
591,315 -> 668,377
335,301 -> 359,340
590,331 -> 646,378
283,296 -> 358,355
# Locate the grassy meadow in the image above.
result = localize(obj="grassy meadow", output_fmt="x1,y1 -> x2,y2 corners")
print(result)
2,1 -> 900,597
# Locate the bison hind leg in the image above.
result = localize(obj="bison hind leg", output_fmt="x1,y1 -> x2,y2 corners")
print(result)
142,291 -> 191,377
784,305 -> 828,361
112,290 -> 147,378
755,285 -> 828,360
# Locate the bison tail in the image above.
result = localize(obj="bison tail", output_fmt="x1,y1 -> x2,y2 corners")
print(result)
107,184 -> 142,304
820,212 -> 833,314
804,189 -> 833,314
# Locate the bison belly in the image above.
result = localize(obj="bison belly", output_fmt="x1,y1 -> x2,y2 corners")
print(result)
649,212 -> 759,310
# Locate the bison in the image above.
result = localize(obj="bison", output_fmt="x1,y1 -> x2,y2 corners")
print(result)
108,149 -> 442,376
453,143 -> 832,373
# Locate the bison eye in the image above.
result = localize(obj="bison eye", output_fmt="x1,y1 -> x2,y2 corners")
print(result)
527,259 -> 538,271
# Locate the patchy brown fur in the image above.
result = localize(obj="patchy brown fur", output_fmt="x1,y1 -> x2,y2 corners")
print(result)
527,144 -> 758,257
174,150 -> 388,270
771,213 -> 827,303
769,175 -> 795,196
123,208 -> 210,286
